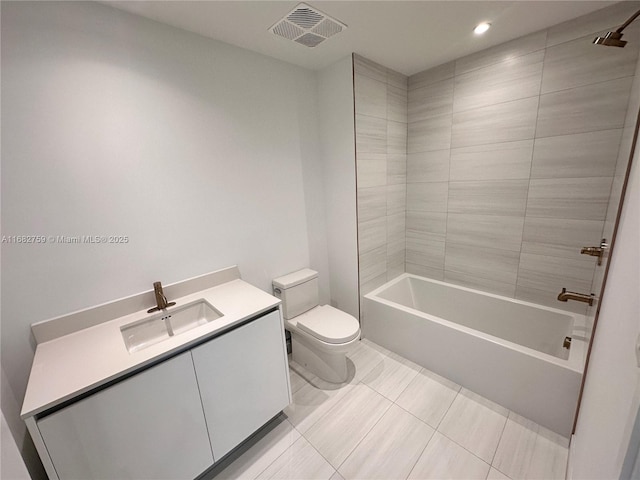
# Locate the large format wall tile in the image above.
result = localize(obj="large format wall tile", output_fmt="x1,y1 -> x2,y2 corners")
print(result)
387,209 -> 405,235
406,231 -> 446,270
354,54 -> 387,82
357,186 -> 386,222
356,153 -> 387,188
387,184 -> 406,215
451,97 -> 539,148
358,217 -> 387,254
407,182 -> 449,212
399,5 -> 638,312
522,217 -> 604,260
455,31 -> 547,75
355,74 -> 387,118
531,129 -> 622,179
387,153 -> 407,185
445,243 -> 520,284
359,245 -> 387,285
536,76 -> 633,138
388,69 -> 408,90
355,56 -> 408,307
517,252 -> 595,294
356,114 -> 386,154
409,61 -> 454,89
407,150 -> 450,183
406,263 -> 444,280
450,140 -> 533,181
408,79 -> 454,122
406,211 -> 447,241
454,51 -> 544,113
387,85 -> 408,123
387,120 -> 407,154
446,214 -> 524,252
526,177 -> 612,220
541,32 -> 638,94
408,114 -> 452,153
444,271 -> 516,297
448,180 -> 529,216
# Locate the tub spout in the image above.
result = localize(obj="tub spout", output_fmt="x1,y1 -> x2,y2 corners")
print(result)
557,288 -> 595,306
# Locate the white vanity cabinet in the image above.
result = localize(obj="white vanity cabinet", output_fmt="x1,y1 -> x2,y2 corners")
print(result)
30,308 -> 291,480
37,352 -> 213,480
192,310 -> 290,459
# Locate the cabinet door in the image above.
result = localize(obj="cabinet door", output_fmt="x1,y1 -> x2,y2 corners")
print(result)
191,310 -> 290,459
37,352 -> 214,480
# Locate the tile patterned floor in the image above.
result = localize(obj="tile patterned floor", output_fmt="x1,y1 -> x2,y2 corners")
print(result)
205,339 -> 569,480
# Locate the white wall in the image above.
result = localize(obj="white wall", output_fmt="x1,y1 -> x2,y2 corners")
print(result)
317,57 -> 359,318
1,411 -> 31,480
1,2 -> 330,475
570,82 -> 640,478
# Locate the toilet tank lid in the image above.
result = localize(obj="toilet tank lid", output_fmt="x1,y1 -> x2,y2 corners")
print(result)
273,268 -> 318,289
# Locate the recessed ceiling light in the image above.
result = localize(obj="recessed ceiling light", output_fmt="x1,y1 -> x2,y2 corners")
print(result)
474,22 -> 491,35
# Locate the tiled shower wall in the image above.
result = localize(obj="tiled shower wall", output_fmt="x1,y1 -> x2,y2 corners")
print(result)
404,2 -> 640,314
354,55 -> 408,305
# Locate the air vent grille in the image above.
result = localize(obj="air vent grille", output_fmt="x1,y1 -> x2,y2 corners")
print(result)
312,18 -> 343,38
269,3 -> 347,48
295,33 -> 325,48
287,8 -> 323,29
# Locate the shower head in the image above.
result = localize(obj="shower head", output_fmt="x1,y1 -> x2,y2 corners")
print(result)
593,31 -> 627,48
593,8 -> 640,47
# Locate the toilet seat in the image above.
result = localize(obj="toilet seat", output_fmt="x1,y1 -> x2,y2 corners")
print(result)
296,305 -> 360,344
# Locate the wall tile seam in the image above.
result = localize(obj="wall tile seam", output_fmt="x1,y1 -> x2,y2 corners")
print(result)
532,126 -> 630,142
539,73 -> 636,98
442,269 -> 516,287
355,111 -> 389,122
453,44 -> 548,78
448,93 -> 541,118
450,93 -> 541,117
353,68 -> 408,90
529,173 -> 618,181
442,266 -> 518,289
407,111 -> 454,123
444,239 -> 524,254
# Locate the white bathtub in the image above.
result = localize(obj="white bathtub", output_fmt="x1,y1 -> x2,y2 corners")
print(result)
363,273 -> 586,437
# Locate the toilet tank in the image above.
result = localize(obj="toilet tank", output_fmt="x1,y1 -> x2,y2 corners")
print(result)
272,269 -> 319,320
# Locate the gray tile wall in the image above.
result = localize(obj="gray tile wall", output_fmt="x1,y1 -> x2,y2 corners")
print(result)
354,54 -> 408,305
405,2 -> 640,315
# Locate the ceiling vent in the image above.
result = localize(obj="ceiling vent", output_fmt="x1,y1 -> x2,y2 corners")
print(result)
269,3 -> 347,47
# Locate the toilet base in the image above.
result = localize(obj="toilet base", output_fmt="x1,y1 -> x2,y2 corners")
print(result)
292,334 -> 350,383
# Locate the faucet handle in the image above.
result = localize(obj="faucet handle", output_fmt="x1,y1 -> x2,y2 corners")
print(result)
580,238 -> 608,266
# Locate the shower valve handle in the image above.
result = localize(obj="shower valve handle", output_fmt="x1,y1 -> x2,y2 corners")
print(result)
580,238 -> 608,266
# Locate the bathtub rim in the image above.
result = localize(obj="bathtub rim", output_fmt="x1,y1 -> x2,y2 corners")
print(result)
364,273 -> 585,374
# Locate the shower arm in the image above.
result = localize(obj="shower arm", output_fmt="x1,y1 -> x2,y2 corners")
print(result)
616,8 -> 640,34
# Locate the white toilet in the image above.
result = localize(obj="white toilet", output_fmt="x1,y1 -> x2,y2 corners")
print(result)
273,269 -> 361,383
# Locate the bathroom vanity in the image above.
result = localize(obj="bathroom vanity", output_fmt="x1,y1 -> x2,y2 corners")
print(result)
21,267 -> 291,480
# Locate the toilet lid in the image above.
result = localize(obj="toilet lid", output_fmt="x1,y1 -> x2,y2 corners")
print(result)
296,305 -> 360,344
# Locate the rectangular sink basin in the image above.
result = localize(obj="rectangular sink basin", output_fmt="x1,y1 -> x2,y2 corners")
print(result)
121,299 -> 223,353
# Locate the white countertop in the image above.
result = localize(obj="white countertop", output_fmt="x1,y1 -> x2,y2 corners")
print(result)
21,279 -> 280,418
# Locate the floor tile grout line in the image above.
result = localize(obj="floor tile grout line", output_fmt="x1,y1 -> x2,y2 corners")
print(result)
332,396 -> 395,474
435,427 -> 495,469
404,425 -> 438,480
287,339 -> 564,479
249,425 -> 303,480
294,425 -> 343,480
489,412 -> 511,467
